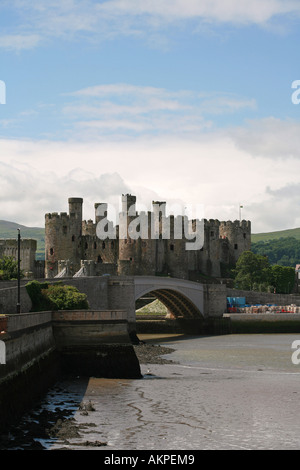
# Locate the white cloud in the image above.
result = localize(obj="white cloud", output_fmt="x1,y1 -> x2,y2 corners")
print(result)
61,84 -> 254,139
1,126 -> 300,233
0,34 -> 40,50
98,0 -> 300,25
230,117 -> 300,159
1,0 -> 300,50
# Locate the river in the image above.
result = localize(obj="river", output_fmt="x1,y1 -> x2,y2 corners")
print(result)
2,333 -> 300,451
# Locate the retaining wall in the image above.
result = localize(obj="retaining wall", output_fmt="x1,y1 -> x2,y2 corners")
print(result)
227,288 -> 300,307
0,311 -> 59,432
0,309 -> 141,433
224,313 -> 300,333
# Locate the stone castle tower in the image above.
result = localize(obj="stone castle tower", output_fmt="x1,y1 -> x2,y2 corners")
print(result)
45,195 -> 251,279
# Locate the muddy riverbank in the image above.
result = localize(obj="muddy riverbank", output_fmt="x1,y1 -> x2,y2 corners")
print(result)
0,341 -> 175,450
1,334 -> 300,450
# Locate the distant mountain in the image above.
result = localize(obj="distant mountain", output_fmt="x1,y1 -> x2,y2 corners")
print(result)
0,220 -> 45,260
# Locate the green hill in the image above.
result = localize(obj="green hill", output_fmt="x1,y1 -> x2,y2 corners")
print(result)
252,227 -> 300,243
0,220 -> 45,260
251,227 -> 300,267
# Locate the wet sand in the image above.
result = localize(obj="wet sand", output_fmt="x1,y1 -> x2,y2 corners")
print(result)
1,334 -> 300,450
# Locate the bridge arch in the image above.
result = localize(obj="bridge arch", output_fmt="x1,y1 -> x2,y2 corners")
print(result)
134,277 -> 205,319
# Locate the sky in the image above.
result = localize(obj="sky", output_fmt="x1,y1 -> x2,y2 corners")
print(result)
1,1 -> 300,233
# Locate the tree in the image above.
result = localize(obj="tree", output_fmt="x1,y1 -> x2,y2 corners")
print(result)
252,237 -> 300,266
234,251 -> 296,293
0,255 -> 24,280
234,251 -> 271,291
270,265 -> 295,294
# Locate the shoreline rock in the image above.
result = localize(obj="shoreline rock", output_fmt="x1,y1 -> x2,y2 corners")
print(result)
133,343 -> 176,364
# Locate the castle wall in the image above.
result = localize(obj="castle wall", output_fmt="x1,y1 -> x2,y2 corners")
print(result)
44,196 -> 251,280
0,238 -> 37,274
45,198 -> 84,277
219,220 -> 251,264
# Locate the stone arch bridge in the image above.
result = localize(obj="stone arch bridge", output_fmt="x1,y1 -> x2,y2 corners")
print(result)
134,276 -> 206,318
0,275 -> 227,336
62,275 -> 227,334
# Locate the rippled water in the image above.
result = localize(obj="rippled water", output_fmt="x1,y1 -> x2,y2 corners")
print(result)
4,334 -> 300,450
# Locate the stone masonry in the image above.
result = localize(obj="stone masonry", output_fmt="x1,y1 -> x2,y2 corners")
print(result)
0,238 -> 37,276
45,195 -> 251,280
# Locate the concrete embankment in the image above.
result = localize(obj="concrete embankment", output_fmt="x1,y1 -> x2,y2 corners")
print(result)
0,310 -> 141,433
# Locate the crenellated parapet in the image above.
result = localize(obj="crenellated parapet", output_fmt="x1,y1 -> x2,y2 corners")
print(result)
44,195 -> 251,280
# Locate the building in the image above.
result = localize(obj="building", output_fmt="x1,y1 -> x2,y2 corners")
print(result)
45,195 -> 251,280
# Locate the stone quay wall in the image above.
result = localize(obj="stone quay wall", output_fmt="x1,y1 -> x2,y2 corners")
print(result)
0,309 -> 141,433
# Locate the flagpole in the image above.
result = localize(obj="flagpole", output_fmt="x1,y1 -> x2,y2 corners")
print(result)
17,228 -> 21,313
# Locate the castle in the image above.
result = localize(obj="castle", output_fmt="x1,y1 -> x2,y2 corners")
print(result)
44,195 -> 251,280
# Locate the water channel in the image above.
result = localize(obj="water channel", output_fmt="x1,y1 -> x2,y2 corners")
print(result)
2,333 -> 300,450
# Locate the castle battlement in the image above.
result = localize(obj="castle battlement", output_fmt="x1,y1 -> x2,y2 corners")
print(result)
44,195 -> 251,279
45,212 -> 70,220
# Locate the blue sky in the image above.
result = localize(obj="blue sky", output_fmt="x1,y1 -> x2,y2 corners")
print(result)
1,0 -> 300,233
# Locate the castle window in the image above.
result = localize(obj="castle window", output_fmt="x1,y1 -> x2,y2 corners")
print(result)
111,241 -> 114,248
97,255 -> 103,263
170,244 -> 174,251
72,235 -> 75,242
243,233 -> 246,239
234,244 -> 238,250
102,241 -> 105,249
50,248 -> 54,256
63,226 -> 67,234
210,231 -> 214,237
85,242 -> 88,249
94,242 -> 97,249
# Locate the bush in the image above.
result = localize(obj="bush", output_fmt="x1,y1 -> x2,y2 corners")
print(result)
26,280 -> 89,311
42,284 -> 89,310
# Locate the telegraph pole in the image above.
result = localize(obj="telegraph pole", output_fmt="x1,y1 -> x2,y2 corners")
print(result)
17,228 -> 21,313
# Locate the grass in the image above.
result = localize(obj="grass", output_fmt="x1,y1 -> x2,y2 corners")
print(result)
252,227 -> 300,243
136,299 -> 169,316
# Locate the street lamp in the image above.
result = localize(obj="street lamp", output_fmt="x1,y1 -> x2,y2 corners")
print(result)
17,228 -> 20,313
